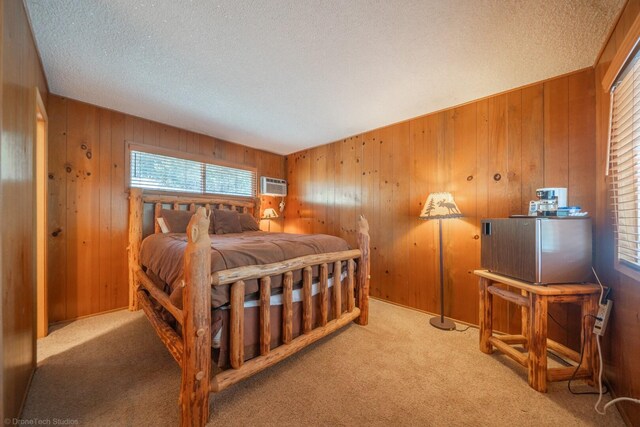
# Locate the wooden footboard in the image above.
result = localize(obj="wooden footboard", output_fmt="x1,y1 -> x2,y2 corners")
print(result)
127,189 -> 370,427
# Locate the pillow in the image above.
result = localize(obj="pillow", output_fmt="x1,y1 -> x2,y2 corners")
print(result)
212,209 -> 242,234
156,217 -> 169,234
159,209 -> 193,233
239,212 -> 260,231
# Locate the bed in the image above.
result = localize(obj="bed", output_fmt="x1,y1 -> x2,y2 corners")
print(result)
127,189 -> 370,426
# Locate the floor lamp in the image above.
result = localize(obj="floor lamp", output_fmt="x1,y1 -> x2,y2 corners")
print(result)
419,192 -> 462,331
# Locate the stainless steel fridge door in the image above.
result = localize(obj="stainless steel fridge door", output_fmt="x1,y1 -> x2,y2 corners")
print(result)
537,219 -> 592,284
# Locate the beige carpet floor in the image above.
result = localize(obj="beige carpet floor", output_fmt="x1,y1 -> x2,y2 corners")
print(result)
23,299 -> 624,426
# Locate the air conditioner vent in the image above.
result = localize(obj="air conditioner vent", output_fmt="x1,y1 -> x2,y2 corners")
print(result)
260,176 -> 287,196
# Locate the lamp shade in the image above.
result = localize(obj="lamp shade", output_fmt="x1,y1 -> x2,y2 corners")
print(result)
419,192 -> 462,220
262,208 -> 278,219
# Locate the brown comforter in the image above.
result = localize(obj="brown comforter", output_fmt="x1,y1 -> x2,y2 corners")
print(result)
139,231 -> 351,308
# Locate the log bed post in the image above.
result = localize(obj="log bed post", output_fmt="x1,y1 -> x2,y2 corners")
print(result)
355,215 -> 370,326
180,207 -> 212,427
128,188 -> 143,311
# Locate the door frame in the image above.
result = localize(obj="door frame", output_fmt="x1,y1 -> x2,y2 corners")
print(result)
34,87 -> 48,338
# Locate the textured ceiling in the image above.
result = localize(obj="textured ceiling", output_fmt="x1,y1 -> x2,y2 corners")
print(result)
26,0 -> 624,155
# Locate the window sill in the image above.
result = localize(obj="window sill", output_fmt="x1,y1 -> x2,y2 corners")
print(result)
614,259 -> 640,283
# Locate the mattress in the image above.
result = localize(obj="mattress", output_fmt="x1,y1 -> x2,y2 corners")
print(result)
140,231 -> 351,308
213,271 -> 348,368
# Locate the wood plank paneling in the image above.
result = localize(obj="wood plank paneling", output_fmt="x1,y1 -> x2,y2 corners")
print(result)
285,69 -> 596,343
66,101 -> 100,319
449,104 -> 478,324
1,0 -> 49,419
47,95 -> 67,322
595,1 -> 640,424
47,96 -> 286,322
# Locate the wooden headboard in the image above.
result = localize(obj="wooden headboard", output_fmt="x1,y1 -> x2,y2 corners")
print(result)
131,190 -> 261,238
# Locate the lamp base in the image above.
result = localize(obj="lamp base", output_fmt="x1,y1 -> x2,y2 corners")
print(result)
429,316 -> 456,331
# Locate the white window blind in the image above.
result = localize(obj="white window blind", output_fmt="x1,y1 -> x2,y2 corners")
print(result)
609,49 -> 640,268
130,149 -> 256,197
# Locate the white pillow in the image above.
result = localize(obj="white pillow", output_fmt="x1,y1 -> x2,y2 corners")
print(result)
157,217 -> 169,233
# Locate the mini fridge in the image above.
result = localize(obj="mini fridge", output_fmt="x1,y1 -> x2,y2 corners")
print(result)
480,217 -> 592,284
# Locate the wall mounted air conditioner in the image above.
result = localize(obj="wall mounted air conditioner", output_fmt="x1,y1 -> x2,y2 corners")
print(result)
260,177 -> 287,196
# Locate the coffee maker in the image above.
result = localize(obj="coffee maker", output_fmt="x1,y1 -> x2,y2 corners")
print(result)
535,187 -> 567,216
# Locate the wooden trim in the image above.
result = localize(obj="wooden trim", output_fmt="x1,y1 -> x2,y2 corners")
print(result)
134,266 -> 184,324
125,142 -> 258,198
211,249 -> 362,286
488,336 -> 528,367
602,11 -> 640,91
593,0 -> 629,68
613,257 -> 640,284
367,296 -> 478,330
48,307 -> 128,326
137,290 -> 183,364
34,86 -> 48,339
128,141 -> 258,175
211,308 -> 361,393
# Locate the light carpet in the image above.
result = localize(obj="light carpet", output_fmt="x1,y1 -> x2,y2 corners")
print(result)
23,299 -> 624,426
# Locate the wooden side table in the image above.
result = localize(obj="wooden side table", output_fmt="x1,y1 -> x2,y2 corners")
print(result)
474,270 -> 601,393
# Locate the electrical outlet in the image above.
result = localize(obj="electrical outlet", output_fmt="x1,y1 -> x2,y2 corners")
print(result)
593,300 -> 613,336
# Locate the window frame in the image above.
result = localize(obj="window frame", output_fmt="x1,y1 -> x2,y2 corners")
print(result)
607,51 -> 640,281
125,142 -> 258,200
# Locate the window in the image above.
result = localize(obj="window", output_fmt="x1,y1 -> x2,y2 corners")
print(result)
129,145 -> 256,197
609,49 -> 640,269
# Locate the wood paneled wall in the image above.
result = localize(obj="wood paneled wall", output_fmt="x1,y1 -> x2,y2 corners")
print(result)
285,67 -> 596,346
47,95 -> 286,323
1,0 -> 49,419
595,1 -> 640,424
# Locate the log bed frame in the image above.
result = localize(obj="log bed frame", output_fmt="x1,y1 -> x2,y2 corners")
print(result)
127,188 -> 370,426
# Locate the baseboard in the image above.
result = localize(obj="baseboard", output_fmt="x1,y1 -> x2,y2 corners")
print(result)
368,296 -> 478,329
47,306 -> 128,328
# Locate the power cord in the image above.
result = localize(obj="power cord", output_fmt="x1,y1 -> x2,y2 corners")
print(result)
548,312 -> 567,331
591,267 -> 640,415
